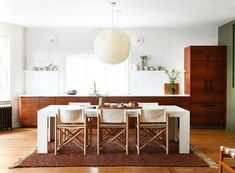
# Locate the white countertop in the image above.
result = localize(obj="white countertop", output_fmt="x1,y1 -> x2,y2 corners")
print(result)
19,94 -> 190,97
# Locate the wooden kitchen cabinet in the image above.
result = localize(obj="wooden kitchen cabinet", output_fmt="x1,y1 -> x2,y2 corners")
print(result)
185,46 -> 227,126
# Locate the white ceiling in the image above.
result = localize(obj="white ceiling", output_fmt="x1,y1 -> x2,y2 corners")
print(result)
0,0 -> 235,28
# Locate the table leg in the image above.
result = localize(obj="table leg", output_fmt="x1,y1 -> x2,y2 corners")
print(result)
48,117 -> 55,141
168,117 -> 178,142
37,111 -> 48,153
179,112 -> 190,153
89,118 -> 92,146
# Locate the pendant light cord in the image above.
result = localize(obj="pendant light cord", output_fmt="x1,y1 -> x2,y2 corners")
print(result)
111,2 -> 116,29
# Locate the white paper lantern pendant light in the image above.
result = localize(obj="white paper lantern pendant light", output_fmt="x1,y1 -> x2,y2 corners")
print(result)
94,2 -> 130,64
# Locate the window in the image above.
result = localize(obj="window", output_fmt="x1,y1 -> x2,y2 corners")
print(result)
65,54 -> 128,95
0,35 -> 10,101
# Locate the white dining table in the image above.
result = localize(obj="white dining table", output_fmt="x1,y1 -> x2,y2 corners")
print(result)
37,105 -> 190,154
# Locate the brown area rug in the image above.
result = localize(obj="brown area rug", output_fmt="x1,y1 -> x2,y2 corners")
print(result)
13,135 -> 214,168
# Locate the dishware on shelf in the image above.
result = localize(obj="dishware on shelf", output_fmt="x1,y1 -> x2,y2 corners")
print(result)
132,64 -> 139,71
144,66 -> 148,71
32,67 -> 38,71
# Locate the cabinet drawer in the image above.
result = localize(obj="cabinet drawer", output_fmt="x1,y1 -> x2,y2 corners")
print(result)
191,103 -> 226,125
21,114 -> 37,126
20,97 -> 38,114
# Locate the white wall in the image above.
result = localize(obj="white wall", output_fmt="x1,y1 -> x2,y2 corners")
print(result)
26,27 -> 218,95
0,23 -> 25,128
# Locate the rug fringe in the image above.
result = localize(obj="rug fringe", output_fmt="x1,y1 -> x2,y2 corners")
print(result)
8,146 -> 37,169
191,144 -> 218,169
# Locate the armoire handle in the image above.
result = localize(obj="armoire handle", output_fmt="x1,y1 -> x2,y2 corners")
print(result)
210,80 -> 213,91
202,104 -> 215,107
204,80 -> 208,92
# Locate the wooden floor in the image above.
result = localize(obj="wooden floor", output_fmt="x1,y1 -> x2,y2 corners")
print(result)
0,128 -> 235,173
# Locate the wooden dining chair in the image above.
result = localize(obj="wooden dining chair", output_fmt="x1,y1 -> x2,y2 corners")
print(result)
219,146 -> 235,173
54,108 -> 88,155
136,108 -> 168,155
97,108 -> 129,155
68,102 -> 92,146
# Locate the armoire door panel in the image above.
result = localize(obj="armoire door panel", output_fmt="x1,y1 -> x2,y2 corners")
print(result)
191,103 -> 226,125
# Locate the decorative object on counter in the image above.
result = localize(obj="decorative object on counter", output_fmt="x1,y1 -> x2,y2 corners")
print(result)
94,2 -> 130,65
67,90 -> 77,95
164,68 -> 180,94
139,55 -> 150,71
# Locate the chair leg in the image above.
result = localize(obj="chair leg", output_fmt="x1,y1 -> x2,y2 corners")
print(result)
219,151 -> 223,173
97,117 -> 100,155
54,127 -> 57,155
126,124 -> 128,155
86,123 -> 89,147
89,118 -> 92,146
84,118 -> 87,155
166,126 -> 169,155
135,125 -> 137,145
137,116 -> 140,155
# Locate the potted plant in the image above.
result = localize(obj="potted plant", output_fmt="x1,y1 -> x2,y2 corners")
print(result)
139,55 -> 150,70
164,68 -> 180,94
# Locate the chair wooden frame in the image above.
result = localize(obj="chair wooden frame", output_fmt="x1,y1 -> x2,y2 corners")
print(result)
97,108 -> 129,155
54,109 -> 88,155
68,102 -> 93,146
136,108 -> 168,155
219,146 -> 235,173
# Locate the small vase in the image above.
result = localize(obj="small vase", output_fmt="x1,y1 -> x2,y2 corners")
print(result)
139,61 -> 144,71
170,87 -> 175,94
142,59 -> 148,67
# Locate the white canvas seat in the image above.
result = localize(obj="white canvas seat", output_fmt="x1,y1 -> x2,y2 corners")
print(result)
136,107 -> 168,155
97,108 -> 129,155
54,108 -> 88,155
219,146 -> 235,173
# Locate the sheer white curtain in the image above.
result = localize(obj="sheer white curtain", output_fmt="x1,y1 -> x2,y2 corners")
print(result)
65,54 -> 128,95
0,35 -> 10,101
